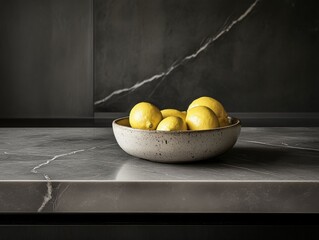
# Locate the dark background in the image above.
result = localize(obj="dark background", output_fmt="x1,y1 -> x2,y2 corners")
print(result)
94,0 -> 319,113
0,0 -> 93,118
0,1 -> 318,237
0,0 -> 318,118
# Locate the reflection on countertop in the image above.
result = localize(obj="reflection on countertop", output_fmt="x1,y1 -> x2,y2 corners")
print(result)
0,127 -> 318,213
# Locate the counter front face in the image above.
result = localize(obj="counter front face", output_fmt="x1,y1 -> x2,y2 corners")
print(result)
0,127 -> 318,213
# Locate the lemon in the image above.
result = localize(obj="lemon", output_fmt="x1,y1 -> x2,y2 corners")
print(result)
188,96 -> 228,126
219,117 -> 229,127
129,102 -> 162,130
117,118 -> 131,127
161,109 -> 187,130
156,116 -> 184,131
186,106 -> 219,130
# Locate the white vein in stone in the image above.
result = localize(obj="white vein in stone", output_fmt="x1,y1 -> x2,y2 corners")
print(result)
94,66 -> 177,105
243,140 -> 319,152
31,147 -> 95,174
37,174 -> 52,212
31,147 -> 96,212
222,163 -> 278,177
94,0 -> 260,105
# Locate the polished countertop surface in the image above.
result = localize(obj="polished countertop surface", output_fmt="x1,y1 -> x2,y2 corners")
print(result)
0,127 -> 318,213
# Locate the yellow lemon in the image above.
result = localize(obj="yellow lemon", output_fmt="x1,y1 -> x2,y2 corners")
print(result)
156,116 -> 184,131
129,102 -> 162,130
219,117 -> 229,127
188,96 -> 228,126
186,106 -> 220,130
161,109 -> 187,130
117,118 -> 131,127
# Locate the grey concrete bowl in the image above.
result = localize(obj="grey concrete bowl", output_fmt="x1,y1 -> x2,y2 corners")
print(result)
112,117 -> 241,163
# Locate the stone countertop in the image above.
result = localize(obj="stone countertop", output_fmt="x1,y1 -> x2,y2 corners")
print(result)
0,127 -> 318,213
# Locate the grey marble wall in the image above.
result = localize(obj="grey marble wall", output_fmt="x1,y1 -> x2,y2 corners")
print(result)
0,0 -> 93,118
94,0 -> 319,113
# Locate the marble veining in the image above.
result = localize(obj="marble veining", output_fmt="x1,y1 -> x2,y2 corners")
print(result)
31,147 -> 96,212
38,174 -> 52,212
242,140 -> 319,152
31,148 -> 96,174
0,127 -> 319,213
94,0 -> 260,106
221,163 -> 279,177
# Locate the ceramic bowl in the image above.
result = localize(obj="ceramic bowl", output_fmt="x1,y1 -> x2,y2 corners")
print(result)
112,117 -> 241,163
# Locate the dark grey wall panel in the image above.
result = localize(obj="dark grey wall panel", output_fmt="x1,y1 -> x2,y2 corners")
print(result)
94,0 -> 319,113
0,0 -> 93,118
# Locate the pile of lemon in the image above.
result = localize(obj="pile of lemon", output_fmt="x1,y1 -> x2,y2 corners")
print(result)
129,96 -> 228,131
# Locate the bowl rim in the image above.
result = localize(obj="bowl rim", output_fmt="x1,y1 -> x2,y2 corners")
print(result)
113,116 -> 241,134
